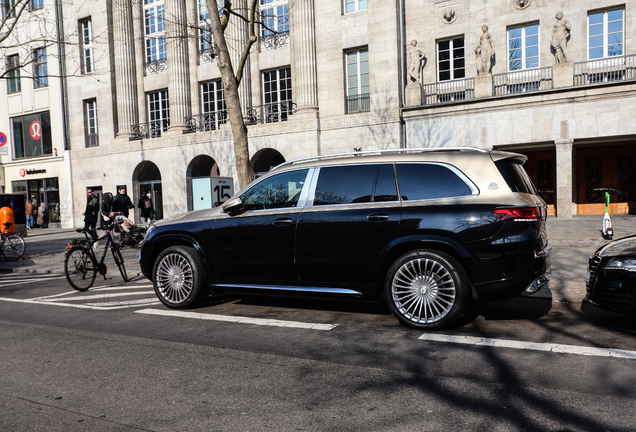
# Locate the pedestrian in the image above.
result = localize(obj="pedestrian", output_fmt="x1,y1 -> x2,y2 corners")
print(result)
137,192 -> 154,229
25,200 -> 36,230
112,187 -> 134,218
81,188 -> 100,241
37,202 -> 47,228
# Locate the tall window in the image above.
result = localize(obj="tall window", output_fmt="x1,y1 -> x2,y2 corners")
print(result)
588,8 -> 624,59
345,48 -> 369,114
344,0 -> 366,14
148,90 -> 170,135
11,111 -> 52,159
80,18 -> 95,73
437,37 -> 465,81
84,99 -> 98,147
30,0 -> 43,10
144,0 -> 166,73
201,80 -> 227,129
33,48 -> 48,88
260,0 -> 289,49
508,24 -> 539,71
198,0 -> 213,62
6,54 -> 20,94
262,67 -> 292,122
3,0 -> 16,18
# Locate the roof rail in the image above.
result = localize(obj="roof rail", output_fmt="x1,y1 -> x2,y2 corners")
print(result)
273,147 -> 488,170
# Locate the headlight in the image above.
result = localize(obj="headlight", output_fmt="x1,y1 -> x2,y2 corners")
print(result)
605,257 -> 636,271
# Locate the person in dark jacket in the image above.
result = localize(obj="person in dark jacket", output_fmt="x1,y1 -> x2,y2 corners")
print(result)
137,192 -> 154,228
112,187 -> 134,218
100,192 -> 116,229
81,189 -> 100,241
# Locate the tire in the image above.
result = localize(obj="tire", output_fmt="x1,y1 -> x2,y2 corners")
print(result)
65,247 -> 97,291
2,235 -> 25,261
384,250 -> 470,330
152,245 -> 207,308
112,246 -> 128,282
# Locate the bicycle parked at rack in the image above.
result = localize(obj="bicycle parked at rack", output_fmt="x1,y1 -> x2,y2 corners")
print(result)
64,223 -> 129,291
0,222 -> 26,261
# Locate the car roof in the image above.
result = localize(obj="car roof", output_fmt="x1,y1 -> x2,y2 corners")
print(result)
272,147 -> 526,171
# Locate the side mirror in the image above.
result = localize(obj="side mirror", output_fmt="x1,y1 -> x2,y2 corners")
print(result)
222,197 -> 244,214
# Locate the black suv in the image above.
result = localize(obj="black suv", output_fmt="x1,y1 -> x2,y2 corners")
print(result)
139,148 -> 551,329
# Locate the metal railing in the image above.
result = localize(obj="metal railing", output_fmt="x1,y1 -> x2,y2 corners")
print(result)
129,119 -> 169,140
493,67 -> 553,96
422,78 -> 475,105
345,94 -> 370,114
259,31 -> 290,51
85,133 -> 99,148
184,111 -> 228,133
574,54 -> 636,86
145,59 -> 167,75
245,101 -> 296,124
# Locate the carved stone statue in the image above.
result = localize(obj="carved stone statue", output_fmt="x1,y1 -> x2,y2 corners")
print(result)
407,40 -> 426,84
514,0 -> 531,9
475,25 -> 494,75
551,12 -> 571,64
443,8 -> 456,23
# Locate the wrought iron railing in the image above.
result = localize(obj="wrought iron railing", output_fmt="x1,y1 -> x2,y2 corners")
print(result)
493,67 -> 553,96
245,101 -> 296,124
259,31 -> 290,51
574,54 -> 636,86
129,120 -> 169,140
184,111 -> 228,133
422,78 -> 475,104
145,59 -> 167,75
345,94 -> 370,114
85,133 -> 99,148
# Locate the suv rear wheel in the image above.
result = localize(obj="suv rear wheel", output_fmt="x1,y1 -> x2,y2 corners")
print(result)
384,250 -> 470,330
153,246 -> 207,308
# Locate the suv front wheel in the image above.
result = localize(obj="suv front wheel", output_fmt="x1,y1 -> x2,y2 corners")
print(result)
384,250 -> 470,330
152,245 -> 207,308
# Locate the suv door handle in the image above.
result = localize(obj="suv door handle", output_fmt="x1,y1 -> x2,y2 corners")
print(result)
367,213 -> 390,222
273,218 -> 293,226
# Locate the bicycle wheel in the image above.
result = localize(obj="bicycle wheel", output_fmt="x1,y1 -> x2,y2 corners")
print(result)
112,245 -> 128,282
2,235 -> 25,261
65,247 -> 97,291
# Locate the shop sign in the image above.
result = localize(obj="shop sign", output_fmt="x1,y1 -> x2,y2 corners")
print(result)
19,168 -> 25,177
29,121 -> 42,140
26,169 -> 47,175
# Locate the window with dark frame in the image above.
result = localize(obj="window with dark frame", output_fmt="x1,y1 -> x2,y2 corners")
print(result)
201,80 -> 227,129
84,99 -> 98,147
147,90 -> 170,135
80,18 -> 95,73
33,48 -> 48,88
437,37 -> 465,81
11,111 -> 52,159
345,48 -> 370,114
262,67 -> 292,122
30,0 -> 43,10
6,54 -> 20,94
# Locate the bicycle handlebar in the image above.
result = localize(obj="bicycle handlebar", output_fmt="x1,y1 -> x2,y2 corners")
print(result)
593,188 -> 621,193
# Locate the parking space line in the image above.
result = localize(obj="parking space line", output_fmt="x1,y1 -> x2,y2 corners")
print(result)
419,334 -> 636,360
135,308 -> 338,331
42,291 -> 155,302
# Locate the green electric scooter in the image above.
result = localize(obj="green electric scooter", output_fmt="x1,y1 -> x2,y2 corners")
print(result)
593,188 -> 621,240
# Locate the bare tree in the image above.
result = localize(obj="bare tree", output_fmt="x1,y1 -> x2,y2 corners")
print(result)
205,0 -> 259,188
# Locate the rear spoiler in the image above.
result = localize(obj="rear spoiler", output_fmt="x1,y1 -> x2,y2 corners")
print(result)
489,150 -> 528,164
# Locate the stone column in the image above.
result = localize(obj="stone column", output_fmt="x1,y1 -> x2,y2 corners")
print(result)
165,0 -> 192,132
113,0 -> 139,138
228,0 -> 252,113
290,0 -> 318,114
555,139 -> 574,219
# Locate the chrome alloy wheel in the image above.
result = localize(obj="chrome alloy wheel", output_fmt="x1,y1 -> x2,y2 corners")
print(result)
391,258 -> 456,324
155,252 -> 195,305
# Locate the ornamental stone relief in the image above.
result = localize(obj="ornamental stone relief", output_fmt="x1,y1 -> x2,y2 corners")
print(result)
513,0 -> 532,10
442,8 -> 457,24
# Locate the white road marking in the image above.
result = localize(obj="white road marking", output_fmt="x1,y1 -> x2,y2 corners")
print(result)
135,308 -> 338,331
87,299 -> 161,307
41,291 -> 155,302
419,334 -> 636,360
0,276 -> 66,287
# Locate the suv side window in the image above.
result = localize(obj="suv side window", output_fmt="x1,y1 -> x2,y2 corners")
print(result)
242,169 -> 309,211
314,165 -> 378,205
374,164 -> 398,202
397,163 -> 473,201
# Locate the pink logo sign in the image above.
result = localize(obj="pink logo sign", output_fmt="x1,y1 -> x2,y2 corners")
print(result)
30,121 -> 42,140
19,168 -> 26,177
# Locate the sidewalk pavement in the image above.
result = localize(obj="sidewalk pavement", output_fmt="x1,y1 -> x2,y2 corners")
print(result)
2,215 -> 636,303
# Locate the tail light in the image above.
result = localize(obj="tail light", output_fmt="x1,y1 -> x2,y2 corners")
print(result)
493,206 -> 544,222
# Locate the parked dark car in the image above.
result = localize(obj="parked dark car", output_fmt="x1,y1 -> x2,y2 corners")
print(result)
139,147 -> 551,329
586,235 -> 636,314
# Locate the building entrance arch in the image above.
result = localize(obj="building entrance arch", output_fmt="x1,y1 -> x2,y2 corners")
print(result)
186,155 -> 220,211
133,161 -> 163,221
251,148 -> 286,178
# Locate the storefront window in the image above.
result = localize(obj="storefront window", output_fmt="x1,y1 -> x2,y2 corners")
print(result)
11,177 -> 60,225
11,111 -> 52,159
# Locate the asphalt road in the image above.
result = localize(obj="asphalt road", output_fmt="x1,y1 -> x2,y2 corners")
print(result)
1,271 -> 636,431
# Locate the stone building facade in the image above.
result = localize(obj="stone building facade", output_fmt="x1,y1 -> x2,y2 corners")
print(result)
3,0 -> 634,227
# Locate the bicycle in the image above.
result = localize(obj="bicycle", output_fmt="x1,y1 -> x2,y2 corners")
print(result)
64,223 -> 128,291
0,222 -> 26,261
